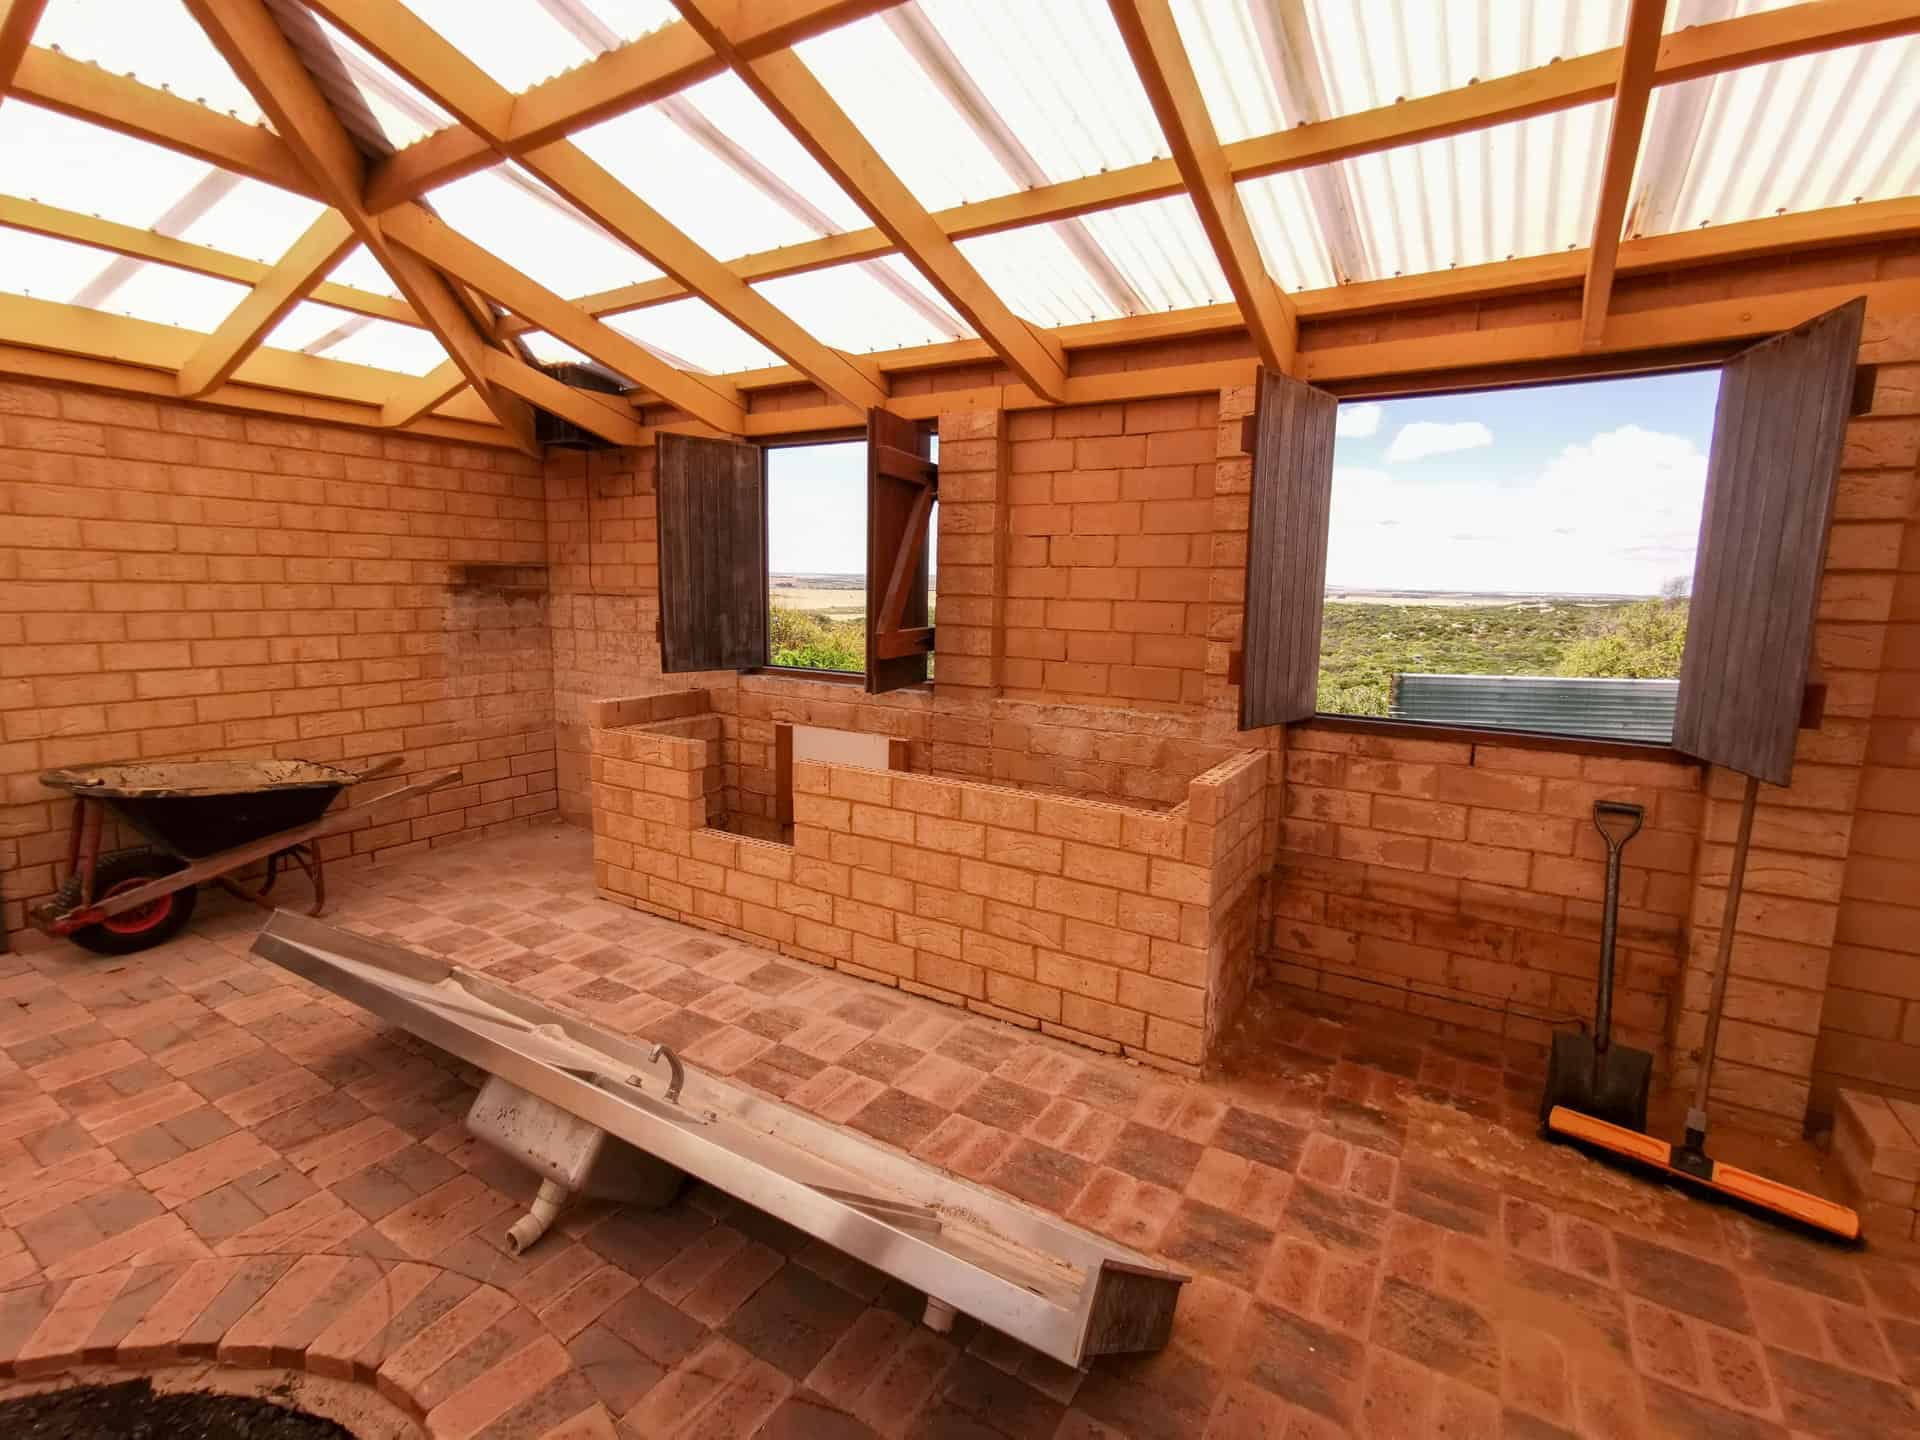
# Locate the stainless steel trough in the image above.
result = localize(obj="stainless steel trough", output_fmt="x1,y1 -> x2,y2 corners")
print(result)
251,913 -> 1187,1367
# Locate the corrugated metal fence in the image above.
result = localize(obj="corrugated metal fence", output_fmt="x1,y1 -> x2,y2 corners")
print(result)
1388,673 -> 1679,743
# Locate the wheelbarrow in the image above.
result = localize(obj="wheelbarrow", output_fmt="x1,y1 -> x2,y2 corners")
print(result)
32,755 -> 460,955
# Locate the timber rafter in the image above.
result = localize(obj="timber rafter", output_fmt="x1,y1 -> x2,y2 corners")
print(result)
0,0 -> 1909,446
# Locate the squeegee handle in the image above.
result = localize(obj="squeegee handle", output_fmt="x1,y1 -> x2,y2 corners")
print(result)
1689,774 -> 1761,1139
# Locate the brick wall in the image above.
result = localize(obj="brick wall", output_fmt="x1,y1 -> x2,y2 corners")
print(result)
1818,339 -> 1920,1111
1001,398 -> 1218,709
1268,730 -> 1701,1066
589,688 -> 1266,1072
1,377 -> 555,937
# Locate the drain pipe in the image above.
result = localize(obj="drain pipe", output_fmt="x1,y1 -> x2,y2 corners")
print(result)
506,1178 -> 570,1254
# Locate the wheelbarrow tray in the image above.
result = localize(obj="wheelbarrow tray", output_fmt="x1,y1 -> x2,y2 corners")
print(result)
40,760 -> 360,859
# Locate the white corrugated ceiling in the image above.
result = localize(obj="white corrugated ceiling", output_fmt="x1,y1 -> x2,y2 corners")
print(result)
0,0 -> 1911,389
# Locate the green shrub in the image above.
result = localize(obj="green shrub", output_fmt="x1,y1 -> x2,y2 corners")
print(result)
1555,597 -> 1690,679
768,604 -> 863,672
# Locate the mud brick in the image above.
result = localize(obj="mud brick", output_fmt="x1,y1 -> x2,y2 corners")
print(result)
805,1306 -> 913,1408
935,1024 -> 1025,1073
1281,1179 -> 1390,1256
218,1253 -> 356,1366
959,1077 -> 1050,1131
1104,1121 -> 1202,1190
724,1263 -> 867,1380
602,1284 -> 706,1369
177,1254 -> 297,1357
989,1139 -> 1094,1212
1395,1164 -> 1500,1237
347,1268 -> 481,1382
1234,1301 -> 1364,1428
760,1391 -> 882,1440
848,1088 -> 948,1151
414,1307 -> 544,1416
623,1336 -> 752,1435
680,1240 -> 784,1327
1372,1277 -> 1499,1392
82,1261 -> 189,1359
1072,1346 -> 1221,1440
377,1284 -> 515,1400
539,1265 -> 639,1343
425,1332 -> 572,1440
567,1321 -> 665,1417
14,1270 -> 128,1376
1769,1345 -> 1920,1437
1614,1235 -> 1754,1333
1159,1198 -> 1273,1279
1210,1106 -> 1307,1173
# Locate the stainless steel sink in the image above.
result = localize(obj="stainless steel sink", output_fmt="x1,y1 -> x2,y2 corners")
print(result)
252,912 -> 1187,1366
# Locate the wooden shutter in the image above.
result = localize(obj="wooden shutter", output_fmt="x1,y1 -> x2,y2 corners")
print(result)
1239,366 -> 1339,730
656,432 -> 767,673
866,408 -> 937,693
1673,298 -> 1865,785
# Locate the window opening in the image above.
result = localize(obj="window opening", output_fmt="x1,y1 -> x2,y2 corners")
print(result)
1316,370 -> 1721,744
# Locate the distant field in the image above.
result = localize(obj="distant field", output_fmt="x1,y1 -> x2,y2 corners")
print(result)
765,577 -> 1681,701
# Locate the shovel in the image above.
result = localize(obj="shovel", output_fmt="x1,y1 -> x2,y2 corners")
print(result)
1539,800 -> 1653,1132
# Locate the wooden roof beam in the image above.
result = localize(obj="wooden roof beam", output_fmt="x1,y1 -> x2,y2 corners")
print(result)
481,348 -> 650,448
363,2 -> 902,211
0,0 -> 48,90
1108,0 -> 1297,373
382,204 -> 746,432
381,359 -> 466,428
182,0 -> 537,453
177,208 -> 357,397
306,0 -> 891,414
670,0 -> 1068,401
1583,0 -> 1669,346
0,195 -> 419,324
9,44 -> 320,195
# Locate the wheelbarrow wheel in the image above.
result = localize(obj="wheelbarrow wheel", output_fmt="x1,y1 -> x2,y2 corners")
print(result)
54,847 -> 198,955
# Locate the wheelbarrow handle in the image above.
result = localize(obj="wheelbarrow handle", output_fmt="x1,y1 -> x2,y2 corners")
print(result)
355,754 -> 406,782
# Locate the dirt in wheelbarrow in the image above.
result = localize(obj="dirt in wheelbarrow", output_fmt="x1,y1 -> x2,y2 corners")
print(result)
0,1378 -> 356,1439
45,759 -> 356,797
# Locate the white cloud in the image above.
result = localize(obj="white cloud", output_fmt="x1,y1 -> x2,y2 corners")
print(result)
1335,403 -> 1382,438
1324,425 -> 1708,597
1384,419 -> 1494,463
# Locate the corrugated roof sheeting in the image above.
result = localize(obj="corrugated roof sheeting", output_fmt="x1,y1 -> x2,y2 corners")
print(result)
428,164 -> 661,297
607,297 -> 781,375
1633,37 -> 1920,236
1338,104 -> 1612,279
33,0 -> 274,124
1078,197 -> 1237,313
0,227 -> 250,331
756,259 -> 972,353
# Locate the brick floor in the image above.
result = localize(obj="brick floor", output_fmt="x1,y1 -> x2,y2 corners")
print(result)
0,824 -> 1916,1437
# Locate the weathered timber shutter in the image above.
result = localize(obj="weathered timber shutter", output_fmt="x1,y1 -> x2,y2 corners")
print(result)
1239,366 -> 1339,730
1673,298 -> 1866,785
866,408 -> 937,693
656,432 -> 767,673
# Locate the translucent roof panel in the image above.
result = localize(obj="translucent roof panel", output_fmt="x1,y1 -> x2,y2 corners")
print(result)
327,245 -> 403,299
956,223 -> 1154,329
576,0 -> 680,44
795,18 -> 1014,210
395,1 -> 595,94
264,301 -> 365,354
574,72 -> 868,256
304,316 -> 448,375
1325,103 -> 1611,279
608,299 -> 781,375
173,181 -> 328,264
0,228 -> 248,332
909,0 -> 1165,181
429,165 -> 659,298
755,260 -> 974,354
1634,38 -> 1920,237
1237,170 -> 1342,290
0,104 -> 221,232
1172,0 -> 1626,141
1078,197 -> 1236,312
32,0 -> 270,125
518,331 -> 594,368
309,13 -> 454,151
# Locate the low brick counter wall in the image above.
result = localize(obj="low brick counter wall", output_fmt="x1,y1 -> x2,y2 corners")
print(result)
588,691 -> 1267,1072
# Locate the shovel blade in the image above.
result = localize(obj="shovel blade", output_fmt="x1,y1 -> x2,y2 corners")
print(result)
1540,1030 -> 1652,1133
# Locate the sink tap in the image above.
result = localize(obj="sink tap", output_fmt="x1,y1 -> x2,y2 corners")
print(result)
648,1042 -> 683,1104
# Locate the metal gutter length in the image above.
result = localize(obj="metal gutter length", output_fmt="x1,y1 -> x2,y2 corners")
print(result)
251,911 -> 1187,1368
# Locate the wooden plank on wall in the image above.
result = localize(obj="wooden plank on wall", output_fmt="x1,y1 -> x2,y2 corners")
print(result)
1240,366 -> 1339,730
657,432 -> 767,672
1673,297 -> 1866,785
866,408 -> 935,693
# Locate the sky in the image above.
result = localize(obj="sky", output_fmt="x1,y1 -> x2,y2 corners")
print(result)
1326,369 -> 1722,596
768,437 -> 942,580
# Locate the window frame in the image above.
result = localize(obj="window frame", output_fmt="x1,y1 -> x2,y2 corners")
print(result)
757,429 -> 871,682
1303,358 -> 1730,755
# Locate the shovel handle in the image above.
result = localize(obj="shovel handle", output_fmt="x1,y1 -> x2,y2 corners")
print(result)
1592,800 -> 1644,851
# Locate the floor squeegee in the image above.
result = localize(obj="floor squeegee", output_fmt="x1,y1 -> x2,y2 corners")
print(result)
1546,774 -> 1861,1241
